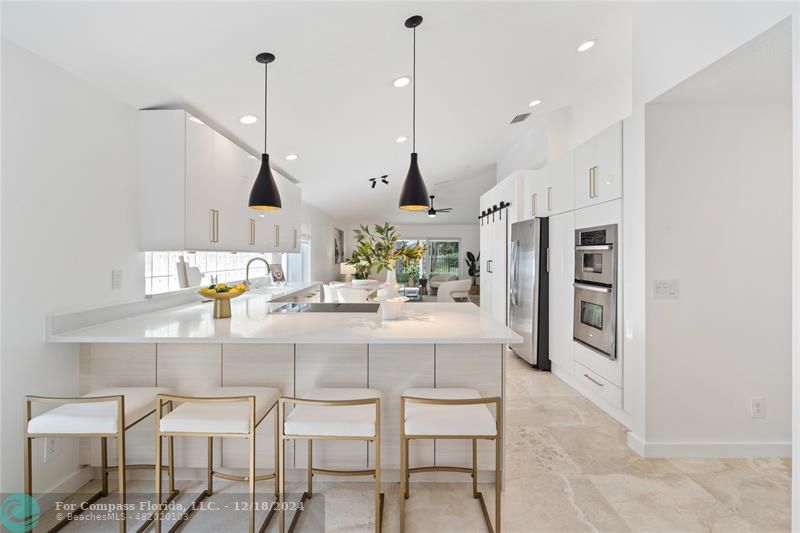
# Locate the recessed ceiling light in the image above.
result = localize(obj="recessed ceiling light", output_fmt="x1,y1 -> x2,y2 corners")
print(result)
239,115 -> 258,125
285,154 -> 298,161
393,76 -> 411,88
528,99 -> 542,108
396,136 -> 408,143
577,40 -> 596,52
188,116 -> 205,125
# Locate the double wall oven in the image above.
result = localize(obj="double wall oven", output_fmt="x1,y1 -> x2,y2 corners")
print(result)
573,224 -> 618,359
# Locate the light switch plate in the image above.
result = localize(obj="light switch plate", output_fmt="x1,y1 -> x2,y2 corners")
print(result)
654,279 -> 679,299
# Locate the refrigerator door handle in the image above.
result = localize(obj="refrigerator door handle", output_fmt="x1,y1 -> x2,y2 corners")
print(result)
509,240 -> 519,306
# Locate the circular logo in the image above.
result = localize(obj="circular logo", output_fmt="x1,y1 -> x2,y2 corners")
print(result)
1,493 -> 40,533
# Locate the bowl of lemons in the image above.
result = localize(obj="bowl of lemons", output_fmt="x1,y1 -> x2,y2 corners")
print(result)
198,283 -> 247,318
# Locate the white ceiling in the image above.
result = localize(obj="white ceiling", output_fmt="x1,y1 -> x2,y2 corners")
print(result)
2,1 -> 631,224
654,18 -> 791,105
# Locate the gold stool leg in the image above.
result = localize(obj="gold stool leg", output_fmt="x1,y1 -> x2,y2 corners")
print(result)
495,434 -> 502,533
278,401 -> 285,533
472,438 -> 478,498
101,437 -> 109,496
117,431 -> 126,533
168,436 -> 175,495
374,402 -> 381,533
207,437 -> 214,496
307,440 -> 313,498
248,433 -> 256,533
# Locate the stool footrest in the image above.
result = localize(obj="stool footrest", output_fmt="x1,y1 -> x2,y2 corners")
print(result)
212,469 -> 275,483
311,467 -> 376,477
408,465 -> 473,475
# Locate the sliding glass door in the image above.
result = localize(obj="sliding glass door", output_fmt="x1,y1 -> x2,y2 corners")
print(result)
395,238 -> 460,283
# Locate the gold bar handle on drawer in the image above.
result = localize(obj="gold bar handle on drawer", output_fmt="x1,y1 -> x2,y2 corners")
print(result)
274,225 -> 280,248
583,373 -> 604,387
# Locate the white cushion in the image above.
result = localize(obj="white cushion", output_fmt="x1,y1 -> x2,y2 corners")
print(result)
27,387 -> 172,435
160,387 -> 280,435
403,388 -> 497,436
284,388 -> 380,438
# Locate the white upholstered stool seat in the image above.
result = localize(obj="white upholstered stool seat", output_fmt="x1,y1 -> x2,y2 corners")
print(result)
159,387 -> 280,434
27,387 -> 172,435
284,388 -> 381,437
403,388 -> 497,436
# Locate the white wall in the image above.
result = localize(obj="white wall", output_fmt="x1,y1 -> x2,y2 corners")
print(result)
1,40 -> 144,492
624,3 -> 799,459
645,103 -> 792,453
345,223 -> 479,282
301,201 -> 342,283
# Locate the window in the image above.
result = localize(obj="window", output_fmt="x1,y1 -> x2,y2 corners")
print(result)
144,249 -> 306,295
394,239 -> 460,283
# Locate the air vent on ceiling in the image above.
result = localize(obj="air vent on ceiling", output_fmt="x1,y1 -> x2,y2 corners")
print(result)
510,112 -> 530,125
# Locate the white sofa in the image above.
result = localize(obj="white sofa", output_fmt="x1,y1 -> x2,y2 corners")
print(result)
429,274 -> 457,294
437,279 -> 473,302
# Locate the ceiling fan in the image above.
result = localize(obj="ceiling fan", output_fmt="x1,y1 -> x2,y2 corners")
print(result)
427,195 -> 453,218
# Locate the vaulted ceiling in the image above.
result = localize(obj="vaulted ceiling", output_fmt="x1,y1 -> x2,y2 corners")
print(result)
2,1 -> 632,224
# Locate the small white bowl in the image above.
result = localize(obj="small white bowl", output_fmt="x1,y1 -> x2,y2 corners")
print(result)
377,296 -> 409,320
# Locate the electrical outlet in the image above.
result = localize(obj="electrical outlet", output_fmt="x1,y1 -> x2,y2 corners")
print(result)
43,437 -> 59,463
654,279 -> 680,299
111,269 -> 123,290
751,397 -> 766,418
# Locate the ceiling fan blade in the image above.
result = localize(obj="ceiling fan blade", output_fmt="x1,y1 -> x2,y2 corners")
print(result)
438,208 -> 453,212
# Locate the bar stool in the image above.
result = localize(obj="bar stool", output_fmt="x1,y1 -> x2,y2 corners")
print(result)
278,388 -> 383,533
24,387 -> 176,533
400,388 -> 502,533
154,386 -> 281,533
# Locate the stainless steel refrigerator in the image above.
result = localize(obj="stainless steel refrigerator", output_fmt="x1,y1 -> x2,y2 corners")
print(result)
508,217 -> 550,369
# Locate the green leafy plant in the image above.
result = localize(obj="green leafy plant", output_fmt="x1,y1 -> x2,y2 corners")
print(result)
346,223 -> 426,279
466,251 -> 480,286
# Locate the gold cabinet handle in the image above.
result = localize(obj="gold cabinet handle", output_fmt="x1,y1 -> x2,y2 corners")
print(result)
209,209 -> 220,243
249,218 -> 255,246
209,209 -> 215,243
532,193 -> 537,217
547,186 -> 552,211
293,228 -> 298,249
584,373 -> 604,387
274,225 -> 280,248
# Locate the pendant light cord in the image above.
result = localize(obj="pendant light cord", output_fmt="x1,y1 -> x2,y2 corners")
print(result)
412,25 -> 416,153
264,63 -> 269,154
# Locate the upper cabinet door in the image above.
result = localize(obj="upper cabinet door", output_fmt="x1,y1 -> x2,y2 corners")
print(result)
573,121 -> 622,209
573,138 -> 595,209
593,121 -> 622,203
548,153 -> 574,215
184,117 -> 217,250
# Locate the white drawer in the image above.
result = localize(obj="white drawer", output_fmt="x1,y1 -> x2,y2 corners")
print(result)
575,362 -> 622,409
574,340 -> 622,387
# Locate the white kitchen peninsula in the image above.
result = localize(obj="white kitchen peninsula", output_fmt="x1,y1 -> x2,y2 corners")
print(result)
48,294 -> 520,481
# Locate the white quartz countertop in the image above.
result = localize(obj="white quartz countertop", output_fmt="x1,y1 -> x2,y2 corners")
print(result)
47,290 -> 522,345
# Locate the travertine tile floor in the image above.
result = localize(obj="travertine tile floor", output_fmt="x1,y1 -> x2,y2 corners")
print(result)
41,350 -> 791,532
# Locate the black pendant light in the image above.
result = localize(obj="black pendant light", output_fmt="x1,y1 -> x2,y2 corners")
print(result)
249,52 -> 282,211
398,15 -> 430,211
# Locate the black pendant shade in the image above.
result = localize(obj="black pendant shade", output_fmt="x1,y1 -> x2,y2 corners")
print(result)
399,15 -> 431,211
249,51 -> 282,211
399,152 -> 429,210
249,153 -> 282,210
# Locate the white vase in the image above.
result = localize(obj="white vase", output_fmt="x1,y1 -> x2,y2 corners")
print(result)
383,268 -> 398,289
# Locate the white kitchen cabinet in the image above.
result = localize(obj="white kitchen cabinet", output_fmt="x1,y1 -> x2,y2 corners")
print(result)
521,169 -> 547,219
574,122 -> 622,209
547,211 -> 575,373
548,153 -> 574,215
138,109 -> 302,252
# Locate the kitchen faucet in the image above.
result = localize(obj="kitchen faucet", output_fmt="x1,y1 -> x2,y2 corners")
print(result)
245,257 -> 271,289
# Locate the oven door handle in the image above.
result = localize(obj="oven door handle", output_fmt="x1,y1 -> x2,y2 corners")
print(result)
575,244 -> 613,251
574,282 -> 613,293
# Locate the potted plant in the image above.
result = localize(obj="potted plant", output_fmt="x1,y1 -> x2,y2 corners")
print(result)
346,223 -> 426,287
404,260 -> 421,287
466,251 -> 480,295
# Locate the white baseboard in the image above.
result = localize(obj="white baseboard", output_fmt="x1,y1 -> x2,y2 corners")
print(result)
38,466 -> 94,512
629,438 -> 791,458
